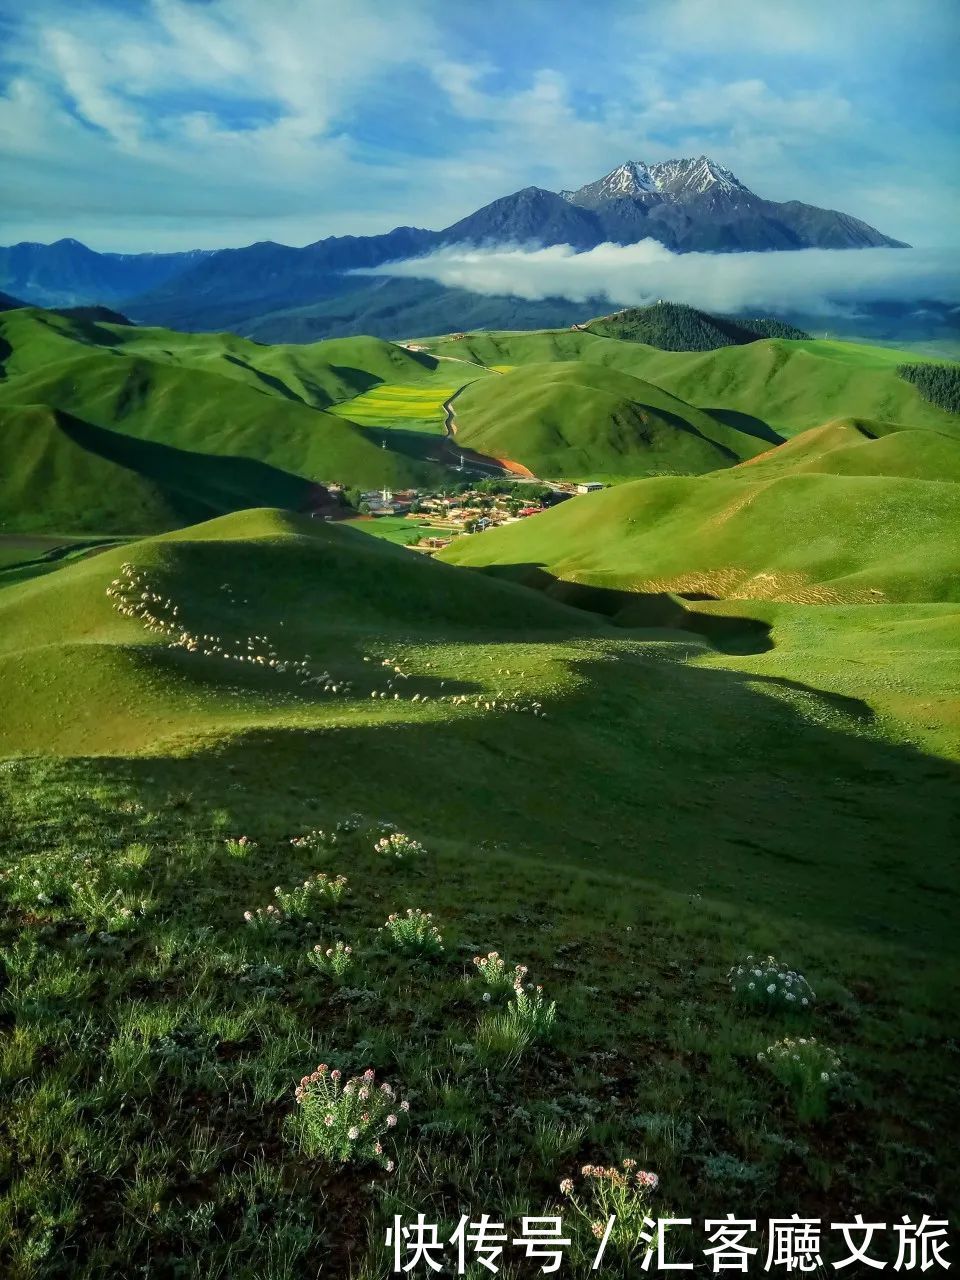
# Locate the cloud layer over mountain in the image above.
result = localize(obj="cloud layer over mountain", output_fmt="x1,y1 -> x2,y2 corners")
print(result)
364,242 -> 960,316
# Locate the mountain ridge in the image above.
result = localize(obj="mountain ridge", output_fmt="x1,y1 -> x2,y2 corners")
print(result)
1,157 -> 909,337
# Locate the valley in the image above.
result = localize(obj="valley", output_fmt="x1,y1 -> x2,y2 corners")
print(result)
1,296 -> 958,1276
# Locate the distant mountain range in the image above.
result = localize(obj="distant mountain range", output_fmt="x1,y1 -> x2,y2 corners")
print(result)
0,157 -> 912,341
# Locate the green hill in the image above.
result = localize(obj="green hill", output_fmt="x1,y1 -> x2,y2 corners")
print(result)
452,361 -> 781,480
1,506 -> 958,1273
441,424 -> 960,607
0,404 -> 313,534
585,301 -> 810,350
736,418 -> 960,481
0,309 -> 469,532
422,329 -> 960,440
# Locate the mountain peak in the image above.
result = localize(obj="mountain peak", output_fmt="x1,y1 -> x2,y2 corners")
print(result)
561,160 -> 658,204
563,155 -> 753,206
650,156 -> 750,197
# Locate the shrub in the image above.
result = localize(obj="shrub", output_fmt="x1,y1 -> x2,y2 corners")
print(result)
289,831 -> 332,854
308,941 -> 354,979
757,1037 -> 841,1120
471,951 -> 527,992
728,954 -> 815,1010
243,904 -> 284,933
294,1064 -> 409,1170
273,873 -> 348,916
509,980 -> 557,1037
374,832 -> 425,861
225,835 -> 257,858
477,975 -> 557,1060
379,909 -> 444,957
561,1161 -> 665,1265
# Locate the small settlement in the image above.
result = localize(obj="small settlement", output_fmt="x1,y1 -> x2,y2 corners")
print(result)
313,481 -> 604,553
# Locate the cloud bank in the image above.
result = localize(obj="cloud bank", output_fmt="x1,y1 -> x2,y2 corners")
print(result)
362,242 -> 960,316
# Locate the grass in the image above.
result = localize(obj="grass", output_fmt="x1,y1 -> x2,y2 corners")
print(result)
450,361 -> 780,481
423,328 -> 960,441
3,312 -> 960,1274
341,515 -> 433,546
0,310 -> 458,534
442,464 -> 960,605
4,310 -> 958,536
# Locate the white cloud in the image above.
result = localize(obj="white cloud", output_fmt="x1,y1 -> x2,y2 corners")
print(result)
0,0 -> 955,250
361,240 -> 960,315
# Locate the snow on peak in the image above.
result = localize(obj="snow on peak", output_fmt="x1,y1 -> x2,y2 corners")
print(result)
648,156 -> 749,196
564,156 -> 752,204
602,160 -> 659,196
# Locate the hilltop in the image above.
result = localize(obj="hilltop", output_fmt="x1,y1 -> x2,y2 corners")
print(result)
421,328 -> 960,441
450,361 -> 780,481
585,301 -> 810,350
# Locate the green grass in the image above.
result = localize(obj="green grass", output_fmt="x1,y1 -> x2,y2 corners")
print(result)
423,328 -> 960,441
442,465 -> 960,605
0,311 -> 461,534
341,515 -> 433,546
0,509 -> 957,1276
5,311 -> 958,537
3,307 -> 960,1274
451,361 -> 781,481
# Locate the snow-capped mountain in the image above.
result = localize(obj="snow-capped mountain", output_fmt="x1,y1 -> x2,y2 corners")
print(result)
563,156 -> 752,206
648,156 -> 750,198
1,156 -> 908,333
560,160 -> 660,203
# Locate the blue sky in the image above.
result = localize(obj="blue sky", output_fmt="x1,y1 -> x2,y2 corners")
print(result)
0,0 -> 957,252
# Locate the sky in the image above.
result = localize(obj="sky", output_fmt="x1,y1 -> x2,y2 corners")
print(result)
0,0 -> 958,253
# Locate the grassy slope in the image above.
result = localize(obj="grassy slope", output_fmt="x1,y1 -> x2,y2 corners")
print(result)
442,466 -> 960,605
0,510 -> 957,1276
451,362 -> 780,480
0,404 -> 314,535
422,329 -> 960,440
0,311 -> 464,532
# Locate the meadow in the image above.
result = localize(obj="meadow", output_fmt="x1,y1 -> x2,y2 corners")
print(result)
1,307 -> 959,1276
1,510 -> 957,1277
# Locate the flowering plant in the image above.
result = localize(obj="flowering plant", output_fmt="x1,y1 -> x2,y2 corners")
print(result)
757,1036 -> 841,1120
561,1161 -> 665,1265
374,832 -> 425,861
380,908 -> 444,956
243,904 -> 284,932
294,1064 -> 409,1169
471,951 -> 527,992
289,831 -> 332,854
308,940 -> 354,979
273,873 -> 348,916
225,835 -> 257,858
728,954 -> 816,1009
508,975 -> 556,1036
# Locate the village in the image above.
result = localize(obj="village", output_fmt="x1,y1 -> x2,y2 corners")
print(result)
339,478 -> 604,551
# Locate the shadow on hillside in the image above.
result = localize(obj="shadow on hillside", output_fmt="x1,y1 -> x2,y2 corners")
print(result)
221,354 -> 307,405
50,410 -> 312,529
468,562 -> 774,653
352,423 -> 453,469
73,634 -> 960,957
707,406 -> 784,446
